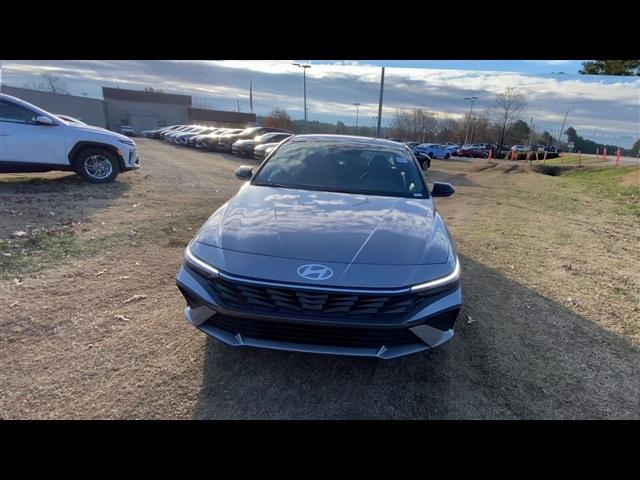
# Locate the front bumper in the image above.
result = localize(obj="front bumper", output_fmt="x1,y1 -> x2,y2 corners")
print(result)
176,263 -> 461,359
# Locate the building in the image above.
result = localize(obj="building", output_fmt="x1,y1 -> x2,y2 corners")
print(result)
102,87 -> 256,132
1,85 -> 108,128
1,84 -> 256,133
102,87 -> 192,132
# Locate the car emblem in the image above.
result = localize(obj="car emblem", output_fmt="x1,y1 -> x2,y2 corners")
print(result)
297,264 -> 334,281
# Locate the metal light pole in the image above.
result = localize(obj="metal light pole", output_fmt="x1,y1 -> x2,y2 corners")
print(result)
293,63 -> 311,132
353,103 -> 361,128
376,67 -> 385,138
556,110 -> 569,148
371,116 -> 378,137
463,96 -> 478,145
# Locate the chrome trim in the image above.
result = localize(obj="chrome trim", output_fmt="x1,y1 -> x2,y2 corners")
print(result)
216,270 -> 412,295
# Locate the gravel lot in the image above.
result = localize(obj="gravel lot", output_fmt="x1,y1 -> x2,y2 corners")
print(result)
1,139 -> 638,419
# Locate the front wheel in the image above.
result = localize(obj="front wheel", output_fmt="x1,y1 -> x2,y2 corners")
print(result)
444,152 -> 451,159
75,148 -> 119,183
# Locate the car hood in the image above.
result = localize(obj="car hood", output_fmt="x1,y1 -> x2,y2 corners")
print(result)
67,123 -> 130,141
194,184 -> 452,266
255,142 -> 280,151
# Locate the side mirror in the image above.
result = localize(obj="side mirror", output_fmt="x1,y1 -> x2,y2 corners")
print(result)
431,182 -> 455,197
235,166 -> 254,181
34,116 -> 54,126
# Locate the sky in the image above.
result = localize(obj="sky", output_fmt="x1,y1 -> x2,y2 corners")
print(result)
1,60 -> 638,148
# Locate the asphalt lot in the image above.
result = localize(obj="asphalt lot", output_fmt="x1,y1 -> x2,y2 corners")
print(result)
1,139 -> 638,419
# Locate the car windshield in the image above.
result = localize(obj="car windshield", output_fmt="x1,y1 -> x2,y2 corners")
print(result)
252,141 -> 428,198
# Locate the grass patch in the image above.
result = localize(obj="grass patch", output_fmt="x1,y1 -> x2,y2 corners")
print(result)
0,228 -> 122,279
559,166 -> 640,217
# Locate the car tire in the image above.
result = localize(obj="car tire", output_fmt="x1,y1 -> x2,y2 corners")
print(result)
74,148 -> 119,183
444,152 -> 451,159
422,159 -> 431,170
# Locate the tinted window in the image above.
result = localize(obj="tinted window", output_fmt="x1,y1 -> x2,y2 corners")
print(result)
0,100 -> 37,124
253,141 -> 427,198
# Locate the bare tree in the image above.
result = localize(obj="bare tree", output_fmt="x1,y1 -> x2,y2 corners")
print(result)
389,108 -> 439,142
489,87 -> 527,153
262,108 -> 293,130
24,73 -> 69,94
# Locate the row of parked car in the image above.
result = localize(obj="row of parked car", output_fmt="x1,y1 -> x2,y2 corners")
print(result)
141,124 -> 294,160
404,141 -> 563,160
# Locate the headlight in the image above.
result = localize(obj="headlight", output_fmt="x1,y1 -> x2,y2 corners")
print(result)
410,257 -> 460,292
184,241 -> 219,277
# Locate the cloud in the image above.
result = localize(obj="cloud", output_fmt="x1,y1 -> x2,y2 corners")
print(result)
1,60 -> 638,147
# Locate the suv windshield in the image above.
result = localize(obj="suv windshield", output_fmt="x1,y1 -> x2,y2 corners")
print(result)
252,141 -> 428,198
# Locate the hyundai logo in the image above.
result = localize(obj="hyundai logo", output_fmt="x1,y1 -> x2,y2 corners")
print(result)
297,264 -> 334,281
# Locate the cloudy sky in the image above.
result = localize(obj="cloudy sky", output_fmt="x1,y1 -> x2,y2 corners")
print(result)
1,60 -> 638,147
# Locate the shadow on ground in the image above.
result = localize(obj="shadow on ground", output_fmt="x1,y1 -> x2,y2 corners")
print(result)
194,254 -> 639,419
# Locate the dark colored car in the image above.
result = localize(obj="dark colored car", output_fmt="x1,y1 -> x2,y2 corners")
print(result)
176,134 -> 461,359
456,147 -> 489,158
190,128 -> 224,148
218,127 -> 294,152
232,132 -> 293,157
200,128 -> 242,151
405,143 -> 432,170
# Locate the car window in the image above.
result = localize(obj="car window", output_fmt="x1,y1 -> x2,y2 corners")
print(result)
253,142 -> 428,199
0,100 -> 37,124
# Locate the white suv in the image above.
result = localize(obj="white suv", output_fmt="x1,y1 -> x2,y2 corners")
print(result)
0,93 -> 139,183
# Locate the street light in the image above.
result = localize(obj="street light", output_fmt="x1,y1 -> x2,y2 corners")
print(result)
293,63 -> 311,132
463,96 -> 478,145
370,116 -> 378,137
353,103 -> 361,127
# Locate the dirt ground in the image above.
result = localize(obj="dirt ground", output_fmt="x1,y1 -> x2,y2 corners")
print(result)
1,139 -> 638,419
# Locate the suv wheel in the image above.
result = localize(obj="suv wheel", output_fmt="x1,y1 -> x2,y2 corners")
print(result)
444,152 -> 451,159
75,148 -> 119,183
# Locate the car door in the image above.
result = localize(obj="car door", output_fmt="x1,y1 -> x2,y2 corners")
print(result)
0,99 -> 67,166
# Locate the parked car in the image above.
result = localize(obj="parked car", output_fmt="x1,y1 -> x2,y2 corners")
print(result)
120,125 -> 138,137
200,128 -> 243,150
416,143 -> 451,159
218,127 -> 294,152
175,127 -> 216,146
403,143 -> 432,169
176,134 -> 461,359
189,128 -> 223,147
253,142 -> 281,161
544,145 -> 563,153
456,147 -> 489,158
165,125 -> 202,143
232,132 -> 293,157
159,125 -> 190,140
511,145 -> 529,153
0,93 -> 139,183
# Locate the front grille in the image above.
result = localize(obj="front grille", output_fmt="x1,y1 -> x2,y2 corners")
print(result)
207,313 -> 420,348
210,277 -> 426,320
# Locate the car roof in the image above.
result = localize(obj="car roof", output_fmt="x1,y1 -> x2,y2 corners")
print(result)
289,134 -> 407,149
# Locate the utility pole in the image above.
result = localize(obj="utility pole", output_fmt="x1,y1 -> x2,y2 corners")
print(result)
237,99 -> 240,112
376,67 -> 385,138
556,110 -> 569,147
527,117 -> 534,147
353,103 -> 361,127
463,96 -> 478,145
249,80 -> 253,113
469,117 -> 477,143
293,63 -> 311,133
